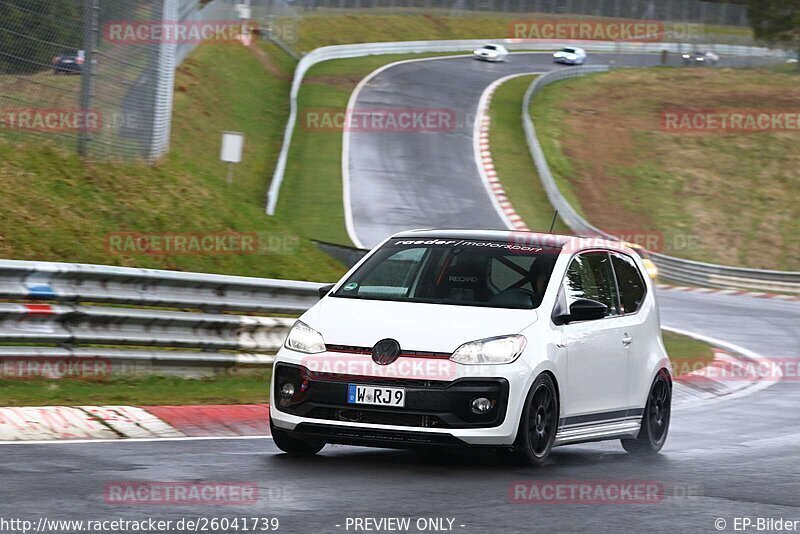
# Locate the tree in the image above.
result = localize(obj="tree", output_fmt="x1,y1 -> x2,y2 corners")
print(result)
748,0 -> 800,63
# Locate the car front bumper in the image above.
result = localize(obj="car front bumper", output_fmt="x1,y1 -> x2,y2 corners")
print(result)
270,348 -> 534,447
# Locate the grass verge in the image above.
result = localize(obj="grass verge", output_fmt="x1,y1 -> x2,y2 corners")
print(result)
0,42 -> 345,281
292,14 -> 754,54
663,330 -> 715,375
0,371 -> 271,407
531,67 -> 800,270
274,52 -> 466,245
488,74 -> 570,233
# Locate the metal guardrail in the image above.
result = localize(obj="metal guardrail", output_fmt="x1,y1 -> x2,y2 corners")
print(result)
0,247 -> 796,377
0,259 -> 325,374
521,67 -> 800,293
265,38 -> 785,216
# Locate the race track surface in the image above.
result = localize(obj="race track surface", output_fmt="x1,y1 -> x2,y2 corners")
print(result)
4,291 -> 800,534
346,52 -> 764,247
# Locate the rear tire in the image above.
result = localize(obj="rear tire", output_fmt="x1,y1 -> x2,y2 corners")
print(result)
498,373 -> 558,466
622,370 -> 671,456
270,417 -> 325,456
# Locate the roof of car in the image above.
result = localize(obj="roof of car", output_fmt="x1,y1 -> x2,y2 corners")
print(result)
390,229 -> 628,252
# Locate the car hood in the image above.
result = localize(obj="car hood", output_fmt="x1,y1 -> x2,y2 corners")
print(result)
303,297 -> 538,353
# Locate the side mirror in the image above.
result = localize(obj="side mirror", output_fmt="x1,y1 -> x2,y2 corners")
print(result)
318,284 -> 335,299
555,298 -> 608,324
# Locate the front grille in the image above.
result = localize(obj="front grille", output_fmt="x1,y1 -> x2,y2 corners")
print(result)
325,344 -> 451,359
307,407 -> 447,428
308,373 -> 451,389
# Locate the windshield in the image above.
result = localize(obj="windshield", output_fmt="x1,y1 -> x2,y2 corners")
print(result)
560,48 -> 576,53
332,239 -> 561,309
484,45 -> 496,50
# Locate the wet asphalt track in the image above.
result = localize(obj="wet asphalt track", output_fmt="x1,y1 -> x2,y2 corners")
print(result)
346,52 -> 771,248
2,53 -> 798,534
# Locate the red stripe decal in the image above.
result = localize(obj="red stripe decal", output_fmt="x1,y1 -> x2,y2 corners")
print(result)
24,304 -> 55,315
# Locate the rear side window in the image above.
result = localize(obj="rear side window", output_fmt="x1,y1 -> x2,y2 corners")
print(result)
611,253 -> 647,314
563,252 -> 620,316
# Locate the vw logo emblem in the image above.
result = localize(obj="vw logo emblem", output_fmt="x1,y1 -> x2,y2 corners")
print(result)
372,339 -> 401,366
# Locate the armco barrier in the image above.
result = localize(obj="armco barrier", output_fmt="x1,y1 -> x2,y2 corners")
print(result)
0,259 -> 325,375
264,38 -> 784,216
0,250 -> 796,376
521,67 -> 800,293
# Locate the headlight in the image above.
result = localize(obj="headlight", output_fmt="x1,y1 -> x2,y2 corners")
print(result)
682,54 -> 690,58
284,321 -> 326,354
450,335 -> 527,365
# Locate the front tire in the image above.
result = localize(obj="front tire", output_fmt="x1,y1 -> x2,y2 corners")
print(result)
499,373 -> 558,466
622,370 -> 671,455
270,417 -> 325,456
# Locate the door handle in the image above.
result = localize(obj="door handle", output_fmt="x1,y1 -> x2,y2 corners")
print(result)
622,333 -> 632,346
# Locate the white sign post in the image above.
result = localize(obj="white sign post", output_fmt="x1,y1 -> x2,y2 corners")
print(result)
220,131 -> 245,184
236,2 -> 252,45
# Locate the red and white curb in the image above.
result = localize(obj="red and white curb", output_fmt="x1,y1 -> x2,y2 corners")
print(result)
657,284 -> 799,302
1,325 -> 777,443
0,404 -> 270,442
664,326 -> 779,408
474,73 -> 541,232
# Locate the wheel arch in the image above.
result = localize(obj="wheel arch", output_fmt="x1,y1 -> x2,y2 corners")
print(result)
510,368 -> 562,443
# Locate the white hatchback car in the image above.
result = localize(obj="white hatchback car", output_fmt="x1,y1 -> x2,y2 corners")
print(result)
473,44 -> 508,62
271,230 -> 672,465
553,46 -> 587,65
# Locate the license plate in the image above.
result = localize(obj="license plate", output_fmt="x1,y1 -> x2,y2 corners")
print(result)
347,384 -> 405,408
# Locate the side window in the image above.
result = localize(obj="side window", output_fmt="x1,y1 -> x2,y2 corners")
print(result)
563,252 -> 620,317
611,253 -> 647,314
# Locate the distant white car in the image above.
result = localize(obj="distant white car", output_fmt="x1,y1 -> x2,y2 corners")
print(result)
682,50 -> 719,66
473,44 -> 508,62
553,47 -> 587,65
